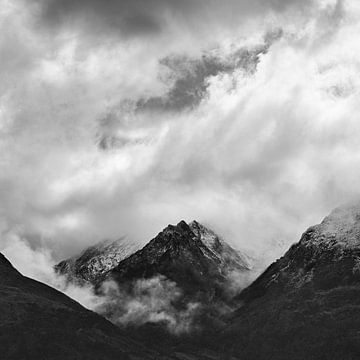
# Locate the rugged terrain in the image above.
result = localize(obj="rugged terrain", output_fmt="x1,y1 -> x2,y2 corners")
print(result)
9,205 -> 360,359
217,204 -> 360,359
108,220 -> 250,301
55,220 -> 251,349
56,221 -> 249,295
0,252 -> 160,360
55,236 -> 141,284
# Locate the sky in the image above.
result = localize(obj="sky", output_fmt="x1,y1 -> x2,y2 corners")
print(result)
1,0 -> 360,274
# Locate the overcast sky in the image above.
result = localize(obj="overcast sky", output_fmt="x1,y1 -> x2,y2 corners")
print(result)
1,0 -> 359,267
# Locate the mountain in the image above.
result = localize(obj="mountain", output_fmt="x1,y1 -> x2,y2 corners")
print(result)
56,220 -> 250,300
0,252 -> 165,360
20,218 -> 250,359
55,236 -> 141,284
107,220 -> 250,301
93,220 -> 250,355
55,220 -> 250,345
9,206 -> 360,359
214,204 -> 360,360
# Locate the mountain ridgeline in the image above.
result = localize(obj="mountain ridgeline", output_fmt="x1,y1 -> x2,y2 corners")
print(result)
56,220 -> 250,303
55,236 -> 141,284
0,253 -> 161,360
218,204 -> 360,359
5,205 -> 360,359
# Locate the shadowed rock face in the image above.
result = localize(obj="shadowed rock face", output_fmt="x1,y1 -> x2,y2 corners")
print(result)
53,220 -> 250,348
108,220 -> 249,301
56,220 -> 250,302
0,253 -> 165,360
7,205 -> 360,359
215,204 -> 360,360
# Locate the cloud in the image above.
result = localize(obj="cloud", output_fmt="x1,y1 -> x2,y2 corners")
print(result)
0,232 -> 103,309
0,234 -> 199,334
0,233 -> 250,335
96,277 -> 200,334
0,0 -> 359,277
34,0 -> 313,41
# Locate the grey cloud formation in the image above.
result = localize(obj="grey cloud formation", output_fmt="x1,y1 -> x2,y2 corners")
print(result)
138,46 -> 264,112
0,0 -> 358,280
96,277 -> 200,334
97,42 -> 269,149
97,29 -> 283,149
34,0 -> 314,41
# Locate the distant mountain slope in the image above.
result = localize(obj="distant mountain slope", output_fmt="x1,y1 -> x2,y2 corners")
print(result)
108,220 -> 249,301
55,237 -> 141,284
0,252 -> 165,360
216,204 -> 360,360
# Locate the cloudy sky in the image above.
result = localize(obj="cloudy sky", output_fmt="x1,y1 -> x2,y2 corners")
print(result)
1,0 -> 359,271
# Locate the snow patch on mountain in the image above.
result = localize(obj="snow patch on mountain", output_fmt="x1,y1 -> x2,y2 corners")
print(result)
55,236 -> 141,284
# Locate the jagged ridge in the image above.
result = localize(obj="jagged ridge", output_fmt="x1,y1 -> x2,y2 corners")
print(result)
215,203 -> 360,360
0,253 -> 164,360
108,220 -> 249,300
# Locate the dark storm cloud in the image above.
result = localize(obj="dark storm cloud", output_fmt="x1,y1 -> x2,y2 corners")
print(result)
96,46 -> 265,150
138,48 -> 262,112
37,0 -> 191,37
96,29 -> 282,150
138,29 -> 283,113
35,0 -> 313,38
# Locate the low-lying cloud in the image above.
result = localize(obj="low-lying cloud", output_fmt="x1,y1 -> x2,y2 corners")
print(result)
1,235 -> 201,334
96,277 -> 200,334
0,233 -> 104,308
1,234 -> 255,334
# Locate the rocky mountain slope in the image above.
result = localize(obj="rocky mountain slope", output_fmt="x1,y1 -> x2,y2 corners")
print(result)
7,206 -> 360,359
54,220 -> 250,344
107,220 -> 250,301
0,252 -> 163,360
55,236 -> 141,284
56,220 -> 250,300
215,204 -> 360,360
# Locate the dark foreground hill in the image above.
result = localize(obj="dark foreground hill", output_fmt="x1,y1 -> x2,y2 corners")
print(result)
216,204 -> 360,360
0,252 -> 165,360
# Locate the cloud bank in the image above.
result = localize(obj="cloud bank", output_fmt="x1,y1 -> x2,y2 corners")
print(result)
96,277 -> 200,334
1,0 -> 359,276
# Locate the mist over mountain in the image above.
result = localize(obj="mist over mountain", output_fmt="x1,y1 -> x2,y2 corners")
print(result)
55,220 -> 252,334
55,236 -> 141,284
2,0 -> 360,358
6,204 -> 360,359
0,253 -> 160,360
214,203 -> 360,359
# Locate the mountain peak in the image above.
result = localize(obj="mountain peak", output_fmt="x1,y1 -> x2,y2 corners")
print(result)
108,220 -> 249,299
189,220 -> 221,248
224,204 -> 360,359
162,220 -> 194,238
238,204 -> 360,306
301,203 -> 360,249
56,219 -> 250,304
